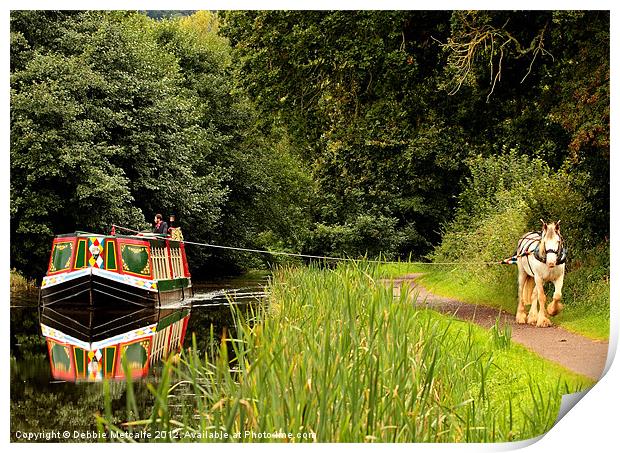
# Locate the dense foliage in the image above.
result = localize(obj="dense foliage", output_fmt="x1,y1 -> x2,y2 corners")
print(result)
10,11 -> 309,277
11,11 -> 609,279
221,10 -> 608,259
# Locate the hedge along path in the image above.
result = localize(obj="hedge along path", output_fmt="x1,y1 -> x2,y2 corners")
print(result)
385,274 -> 608,381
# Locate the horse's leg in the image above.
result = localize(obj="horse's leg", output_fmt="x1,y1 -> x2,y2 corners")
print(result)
535,275 -> 552,327
523,275 -> 532,307
547,272 -> 565,316
516,267 -> 528,324
526,277 -> 539,325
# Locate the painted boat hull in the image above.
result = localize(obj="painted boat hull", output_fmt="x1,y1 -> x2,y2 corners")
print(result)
40,268 -> 192,309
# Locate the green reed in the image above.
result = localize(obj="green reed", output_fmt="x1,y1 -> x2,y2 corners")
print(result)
490,316 -> 512,351
98,262 -> 591,442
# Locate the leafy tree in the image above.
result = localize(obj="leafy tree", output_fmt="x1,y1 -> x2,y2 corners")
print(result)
11,12 -> 144,275
10,10 -> 608,276
440,11 -> 609,239
221,11 -> 466,258
545,11 -> 609,236
152,12 -> 314,274
221,10 -> 609,259
11,11 -> 314,277
11,12 -> 231,277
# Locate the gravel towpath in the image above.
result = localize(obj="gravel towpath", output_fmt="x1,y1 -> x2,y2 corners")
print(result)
387,274 -> 609,381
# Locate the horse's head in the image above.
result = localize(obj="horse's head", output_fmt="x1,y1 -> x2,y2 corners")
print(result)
540,219 -> 563,268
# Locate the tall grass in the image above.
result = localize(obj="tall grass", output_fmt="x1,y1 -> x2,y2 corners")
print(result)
98,263 -> 591,442
10,268 -> 38,293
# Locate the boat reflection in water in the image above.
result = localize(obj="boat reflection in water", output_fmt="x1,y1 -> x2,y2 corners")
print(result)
39,306 -> 190,382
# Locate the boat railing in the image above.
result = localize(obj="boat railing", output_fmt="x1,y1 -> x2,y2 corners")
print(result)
151,246 -> 171,280
169,247 -> 184,278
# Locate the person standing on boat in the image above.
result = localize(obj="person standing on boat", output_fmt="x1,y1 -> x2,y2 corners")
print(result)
153,213 -> 168,235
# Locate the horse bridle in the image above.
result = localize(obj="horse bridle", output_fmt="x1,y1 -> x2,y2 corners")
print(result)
533,231 -> 567,265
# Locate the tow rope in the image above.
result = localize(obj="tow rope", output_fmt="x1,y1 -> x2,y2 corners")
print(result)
499,252 -> 532,265
111,224 -> 521,266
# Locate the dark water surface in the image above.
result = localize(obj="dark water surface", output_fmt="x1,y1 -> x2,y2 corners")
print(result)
10,275 -> 269,442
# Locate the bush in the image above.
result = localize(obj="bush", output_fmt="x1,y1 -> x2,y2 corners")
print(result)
305,214 -> 405,259
433,149 -> 594,263
10,268 -> 38,293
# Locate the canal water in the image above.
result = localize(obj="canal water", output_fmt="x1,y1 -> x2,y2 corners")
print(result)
10,274 -> 269,442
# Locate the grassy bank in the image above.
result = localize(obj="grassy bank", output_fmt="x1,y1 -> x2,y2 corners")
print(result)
99,263 -> 591,442
379,246 -> 609,340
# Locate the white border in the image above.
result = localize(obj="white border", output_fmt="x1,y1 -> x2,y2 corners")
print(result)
3,3 -> 617,452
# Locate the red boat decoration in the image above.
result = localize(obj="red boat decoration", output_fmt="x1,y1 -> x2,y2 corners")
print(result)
39,229 -> 193,308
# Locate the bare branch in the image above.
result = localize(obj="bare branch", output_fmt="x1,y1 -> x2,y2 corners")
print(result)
436,13 -> 553,100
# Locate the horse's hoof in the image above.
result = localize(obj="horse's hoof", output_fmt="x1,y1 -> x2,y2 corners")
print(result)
516,312 -> 527,324
548,302 -> 564,316
536,317 -> 552,328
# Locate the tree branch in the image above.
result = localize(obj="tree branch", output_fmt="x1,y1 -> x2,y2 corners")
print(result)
436,13 -> 552,100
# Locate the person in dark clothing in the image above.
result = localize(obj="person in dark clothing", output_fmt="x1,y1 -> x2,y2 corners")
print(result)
153,213 -> 168,235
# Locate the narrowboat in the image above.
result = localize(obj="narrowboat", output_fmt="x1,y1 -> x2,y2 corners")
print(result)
40,306 -> 191,382
40,230 -> 193,308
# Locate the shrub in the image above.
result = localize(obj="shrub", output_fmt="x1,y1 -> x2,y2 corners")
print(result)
429,149 -> 609,339
433,149 -> 594,263
305,214 -> 405,259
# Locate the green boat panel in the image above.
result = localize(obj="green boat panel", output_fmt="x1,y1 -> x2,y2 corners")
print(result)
156,308 -> 190,330
51,343 -> 71,372
74,348 -> 85,375
105,240 -> 117,271
105,347 -> 116,375
123,341 -> 149,369
120,244 -> 150,276
74,239 -> 87,269
156,278 -> 190,292
50,241 -> 74,273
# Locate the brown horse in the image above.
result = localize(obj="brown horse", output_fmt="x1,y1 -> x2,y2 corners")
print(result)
515,220 -> 566,327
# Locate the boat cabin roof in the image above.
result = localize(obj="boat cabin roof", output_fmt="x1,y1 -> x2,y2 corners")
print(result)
55,231 -> 181,242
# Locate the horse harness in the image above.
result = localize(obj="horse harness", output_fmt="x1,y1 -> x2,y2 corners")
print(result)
512,231 -> 567,274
